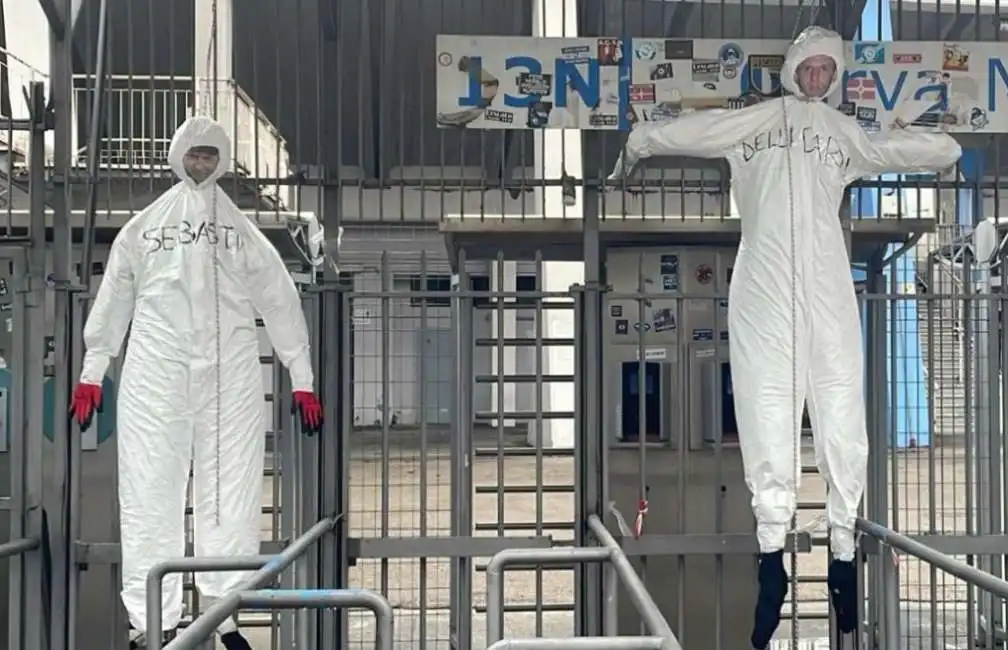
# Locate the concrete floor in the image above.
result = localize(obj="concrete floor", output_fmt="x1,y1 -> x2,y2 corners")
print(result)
211,444 -> 984,649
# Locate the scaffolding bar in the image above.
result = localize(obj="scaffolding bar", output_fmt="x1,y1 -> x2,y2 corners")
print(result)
856,519 -> 1008,599
0,537 -> 40,560
163,515 -> 340,650
486,638 -> 666,650
145,556 -> 276,649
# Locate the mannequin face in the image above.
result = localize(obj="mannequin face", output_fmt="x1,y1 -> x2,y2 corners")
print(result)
795,54 -> 836,99
183,147 -> 220,185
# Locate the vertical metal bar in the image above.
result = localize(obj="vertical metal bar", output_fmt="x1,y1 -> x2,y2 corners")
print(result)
863,257 -> 886,640
581,186 -> 604,636
18,81 -> 48,650
49,1 -> 76,646
79,0 -> 110,287
379,255 -> 391,605
881,548 -> 901,650
450,254 -> 473,650
962,255 -> 978,648
418,254 -> 430,647
275,357 -> 295,650
317,285 -> 349,650
7,245 -> 25,650
533,251 -> 545,639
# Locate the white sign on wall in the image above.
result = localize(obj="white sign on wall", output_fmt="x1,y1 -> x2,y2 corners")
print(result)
436,35 -> 1006,133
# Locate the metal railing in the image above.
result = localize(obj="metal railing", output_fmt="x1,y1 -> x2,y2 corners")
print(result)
484,514 -> 681,650
0,536 -> 39,560
857,518 -> 1008,649
69,74 -> 291,207
158,515 -> 346,650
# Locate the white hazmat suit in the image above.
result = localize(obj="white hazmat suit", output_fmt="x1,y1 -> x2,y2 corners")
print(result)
613,28 -> 961,561
78,116 -> 316,633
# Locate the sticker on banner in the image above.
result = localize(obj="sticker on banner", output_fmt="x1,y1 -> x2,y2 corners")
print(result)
485,109 -> 515,125
695,264 -> 714,285
596,38 -> 622,66
634,321 -> 653,332
630,84 -> 656,104
438,52 -> 453,67
692,60 -> 720,83
853,42 -> 885,65
650,63 -> 674,80
634,41 -> 658,61
664,39 -> 694,60
942,43 -> 969,71
745,55 -> 784,96
560,45 -> 591,62
615,319 -> 629,335
611,304 -> 624,318
893,53 -> 922,64
719,42 -> 743,79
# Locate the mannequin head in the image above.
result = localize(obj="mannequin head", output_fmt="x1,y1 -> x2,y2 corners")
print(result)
795,54 -> 836,99
183,145 -> 220,185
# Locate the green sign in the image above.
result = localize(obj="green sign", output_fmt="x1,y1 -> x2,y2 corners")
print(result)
0,370 -> 117,446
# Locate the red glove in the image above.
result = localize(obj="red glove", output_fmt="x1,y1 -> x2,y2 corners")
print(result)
292,391 -> 323,435
70,383 -> 102,431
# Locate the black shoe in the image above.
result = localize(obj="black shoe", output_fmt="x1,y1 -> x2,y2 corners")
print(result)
828,558 -> 858,634
221,631 -> 254,650
751,550 -> 789,649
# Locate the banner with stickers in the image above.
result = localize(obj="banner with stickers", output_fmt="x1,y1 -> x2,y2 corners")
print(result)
436,35 -> 1005,133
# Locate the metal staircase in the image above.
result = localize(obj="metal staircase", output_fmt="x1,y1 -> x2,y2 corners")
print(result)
918,258 -> 973,442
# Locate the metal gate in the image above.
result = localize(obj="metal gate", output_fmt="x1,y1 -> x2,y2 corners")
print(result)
4,0 -> 1008,648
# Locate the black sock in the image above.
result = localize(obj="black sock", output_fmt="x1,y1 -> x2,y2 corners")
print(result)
828,558 -> 858,634
751,550 -> 789,649
220,630 -> 253,650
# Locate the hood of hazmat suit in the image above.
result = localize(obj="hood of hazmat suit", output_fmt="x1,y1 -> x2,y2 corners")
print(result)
612,27 -> 961,562
78,116 -> 316,633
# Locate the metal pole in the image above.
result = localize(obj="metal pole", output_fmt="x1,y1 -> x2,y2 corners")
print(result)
145,556 -> 275,650
486,547 -> 612,643
48,0 -> 78,646
450,258 -> 474,650
238,589 -> 394,650
856,519 -> 1008,599
586,515 -> 679,647
486,638 -> 666,650
164,515 -> 340,650
79,0 -> 110,288
580,185 -> 605,638
21,80 -> 49,650
0,538 -> 39,560
881,547 -> 901,650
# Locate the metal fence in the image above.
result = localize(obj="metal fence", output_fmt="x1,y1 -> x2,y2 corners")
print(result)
3,0 -> 1008,648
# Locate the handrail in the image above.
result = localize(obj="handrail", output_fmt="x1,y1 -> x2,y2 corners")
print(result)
856,519 -> 1008,599
163,514 -> 340,650
166,588 -> 393,650
487,638 -> 665,650
485,514 -> 682,650
145,556 -> 276,650
0,536 -> 39,560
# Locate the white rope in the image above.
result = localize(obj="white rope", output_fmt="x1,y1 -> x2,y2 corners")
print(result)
200,0 -> 224,526
782,6 -> 825,647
